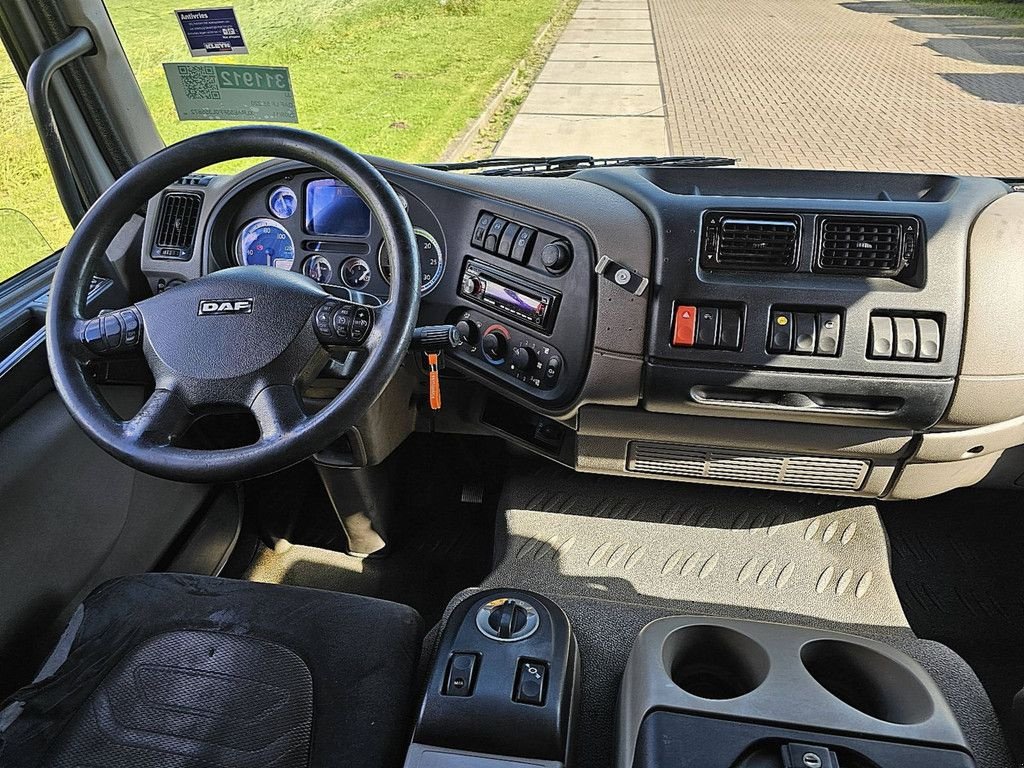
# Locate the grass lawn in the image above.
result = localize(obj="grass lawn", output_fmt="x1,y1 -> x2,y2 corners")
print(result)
0,0 -> 564,281
911,0 -> 1024,20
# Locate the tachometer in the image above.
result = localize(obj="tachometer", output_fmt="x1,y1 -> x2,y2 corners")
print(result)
236,218 -> 295,270
378,228 -> 444,295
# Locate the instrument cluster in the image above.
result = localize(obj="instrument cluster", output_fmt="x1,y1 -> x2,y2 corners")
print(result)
223,170 -> 446,299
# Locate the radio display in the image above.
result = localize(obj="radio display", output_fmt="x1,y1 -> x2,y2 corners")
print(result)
305,179 -> 371,237
483,281 -> 546,317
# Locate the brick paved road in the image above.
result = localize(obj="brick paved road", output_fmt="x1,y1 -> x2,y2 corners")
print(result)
650,0 -> 1024,175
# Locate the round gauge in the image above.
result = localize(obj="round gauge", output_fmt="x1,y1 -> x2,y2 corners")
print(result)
378,228 -> 445,295
267,186 -> 298,219
236,218 -> 295,269
302,255 -> 333,284
340,257 -> 372,290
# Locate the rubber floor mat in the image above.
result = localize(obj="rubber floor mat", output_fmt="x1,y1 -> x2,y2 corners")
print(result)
487,464 -> 910,629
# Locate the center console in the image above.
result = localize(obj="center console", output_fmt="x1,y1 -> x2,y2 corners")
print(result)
405,589 -> 580,768
618,616 -> 975,768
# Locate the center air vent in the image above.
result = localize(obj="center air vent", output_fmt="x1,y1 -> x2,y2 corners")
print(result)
816,216 -> 920,276
701,212 -> 800,272
153,192 -> 203,260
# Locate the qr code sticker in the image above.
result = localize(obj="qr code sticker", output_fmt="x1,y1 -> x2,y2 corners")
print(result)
178,65 -> 220,100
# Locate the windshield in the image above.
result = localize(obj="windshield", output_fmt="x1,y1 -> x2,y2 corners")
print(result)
104,0 -> 1024,177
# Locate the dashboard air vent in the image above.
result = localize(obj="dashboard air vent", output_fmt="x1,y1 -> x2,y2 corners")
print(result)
627,442 -> 869,492
701,212 -> 800,272
154,192 -> 203,259
816,216 -> 920,276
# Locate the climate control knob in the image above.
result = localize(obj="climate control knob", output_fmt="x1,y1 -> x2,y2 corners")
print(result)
455,319 -> 479,346
510,346 -> 536,371
482,330 -> 508,362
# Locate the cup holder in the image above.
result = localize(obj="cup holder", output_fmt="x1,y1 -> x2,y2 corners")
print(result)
664,625 -> 770,700
800,639 -> 934,725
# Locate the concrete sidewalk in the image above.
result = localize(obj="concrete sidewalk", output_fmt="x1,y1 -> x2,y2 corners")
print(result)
494,0 -> 668,157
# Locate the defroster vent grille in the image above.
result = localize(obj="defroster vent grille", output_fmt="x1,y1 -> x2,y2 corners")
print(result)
627,442 -> 869,492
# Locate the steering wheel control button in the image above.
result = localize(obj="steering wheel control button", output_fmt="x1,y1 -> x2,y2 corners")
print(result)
443,653 -> 479,697
81,308 -> 143,355
769,310 -> 794,353
672,305 -> 697,347
514,660 -> 548,706
695,307 -> 720,348
868,315 -> 895,359
916,318 -> 942,361
816,312 -> 842,356
793,313 -> 817,355
476,597 -> 540,642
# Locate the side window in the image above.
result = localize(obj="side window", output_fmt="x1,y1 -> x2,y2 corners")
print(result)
0,51 -> 71,282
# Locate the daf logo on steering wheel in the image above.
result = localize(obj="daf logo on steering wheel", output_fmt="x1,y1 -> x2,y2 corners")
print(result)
197,298 -> 254,316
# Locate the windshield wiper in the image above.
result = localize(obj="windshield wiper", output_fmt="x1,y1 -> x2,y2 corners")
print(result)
423,154 -> 736,177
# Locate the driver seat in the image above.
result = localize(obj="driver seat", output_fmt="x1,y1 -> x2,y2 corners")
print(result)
0,573 -> 424,768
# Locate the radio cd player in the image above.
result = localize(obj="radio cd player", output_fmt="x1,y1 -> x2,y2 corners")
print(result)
459,260 -> 559,332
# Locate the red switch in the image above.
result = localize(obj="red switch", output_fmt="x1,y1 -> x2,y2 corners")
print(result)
672,305 -> 697,346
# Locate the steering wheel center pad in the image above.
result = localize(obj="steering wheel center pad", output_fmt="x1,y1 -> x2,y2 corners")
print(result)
139,267 -> 326,401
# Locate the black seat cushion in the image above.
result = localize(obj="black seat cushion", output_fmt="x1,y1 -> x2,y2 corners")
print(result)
0,573 -> 424,768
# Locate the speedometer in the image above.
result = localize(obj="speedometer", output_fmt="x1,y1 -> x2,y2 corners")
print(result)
378,228 -> 445,295
236,218 -> 295,270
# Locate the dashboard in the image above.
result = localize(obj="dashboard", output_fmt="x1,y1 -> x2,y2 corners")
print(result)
139,158 -> 1024,500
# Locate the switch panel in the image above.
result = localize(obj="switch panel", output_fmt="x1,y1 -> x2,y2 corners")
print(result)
768,307 -> 842,357
868,313 -> 943,362
673,303 -> 743,350
472,211 -> 542,265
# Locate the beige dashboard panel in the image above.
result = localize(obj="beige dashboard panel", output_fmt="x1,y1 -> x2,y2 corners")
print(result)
946,192 -> 1024,426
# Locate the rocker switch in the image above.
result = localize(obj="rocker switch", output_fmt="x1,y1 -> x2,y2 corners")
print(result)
443,653 -> 478,697
514,660 -> 547,705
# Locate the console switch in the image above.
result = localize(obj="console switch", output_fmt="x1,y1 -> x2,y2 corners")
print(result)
672,305 -> 697,347
443,653 -> 479,697
514,660 -> 547,706
868,314 -> 942,362
816,313 -> 841,356
695,307 -> 719,347
718,309 -> 742,350
769,311 -> 793,353
793,313 -> 817,355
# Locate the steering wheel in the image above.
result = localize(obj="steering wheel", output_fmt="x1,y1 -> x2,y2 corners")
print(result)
46,126 -> 420,483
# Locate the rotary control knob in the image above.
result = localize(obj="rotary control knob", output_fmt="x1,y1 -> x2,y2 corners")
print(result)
540,240 -> 572,273
455,319 -> 479,346
510,345 -> 536,371
462,275 -> 485,297
482,330 -> 508,362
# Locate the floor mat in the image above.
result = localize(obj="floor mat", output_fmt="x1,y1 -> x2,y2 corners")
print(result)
239,434 -> 503,628
488,463 -> 909,628
883,489 -> 1024,744
244,514 -> 491,628
477,464 -> 1014,768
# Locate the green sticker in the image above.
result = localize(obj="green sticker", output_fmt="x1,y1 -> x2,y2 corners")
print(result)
163,63 -> 298,122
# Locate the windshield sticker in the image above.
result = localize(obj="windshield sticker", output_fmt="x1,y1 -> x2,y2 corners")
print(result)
164,63 -> 298,122
175,7 -> 248,57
